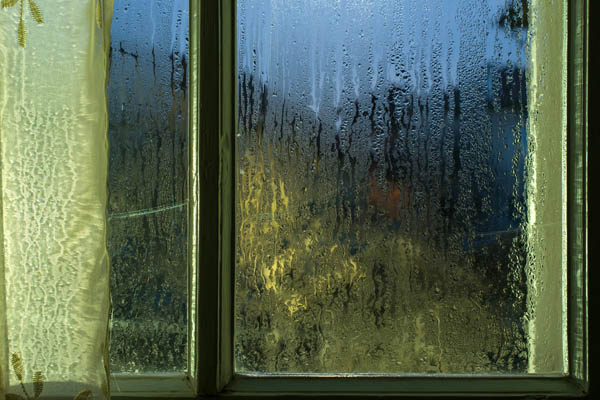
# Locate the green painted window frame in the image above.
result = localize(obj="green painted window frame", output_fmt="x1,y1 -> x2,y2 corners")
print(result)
110,0 -> 589,398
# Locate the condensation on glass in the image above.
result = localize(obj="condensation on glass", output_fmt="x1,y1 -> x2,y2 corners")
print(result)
107,0 -> 189,373
234,0 -> 560,374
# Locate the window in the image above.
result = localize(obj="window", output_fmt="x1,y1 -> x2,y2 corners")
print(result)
106,0 -> 195,396
235,0 -> 538,375
107,0 -> 190,375
109,0 -> 588,398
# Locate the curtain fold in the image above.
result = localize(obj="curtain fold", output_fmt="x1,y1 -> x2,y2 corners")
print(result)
0,1 -> 113,398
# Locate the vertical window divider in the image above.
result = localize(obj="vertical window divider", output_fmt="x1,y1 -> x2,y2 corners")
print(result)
188,0 -> 200,395
220,0 -> 237,392
566,0 -> 588,390
195,0 -> 236,395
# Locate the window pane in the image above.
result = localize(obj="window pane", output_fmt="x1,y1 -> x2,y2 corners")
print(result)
107,0 -> 189,373
235,0 -> 564,374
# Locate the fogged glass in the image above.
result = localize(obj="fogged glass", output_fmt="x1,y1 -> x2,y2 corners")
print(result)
107,0 -> 189,373
236,0 -> 535,373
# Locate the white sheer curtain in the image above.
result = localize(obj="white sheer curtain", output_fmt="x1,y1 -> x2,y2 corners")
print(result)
0,1 -> 113,399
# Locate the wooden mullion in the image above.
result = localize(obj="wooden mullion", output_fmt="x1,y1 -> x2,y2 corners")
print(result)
196,0 -> 222,394
218,0 -> 236,392
195,0 -> 236,395
566,0 -> 589,389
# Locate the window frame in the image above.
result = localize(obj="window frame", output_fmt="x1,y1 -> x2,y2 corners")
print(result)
111,0 -> 589,398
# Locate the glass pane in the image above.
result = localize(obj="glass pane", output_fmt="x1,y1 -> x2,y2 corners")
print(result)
235,0 -> 564,374
107,0 -> 189,373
